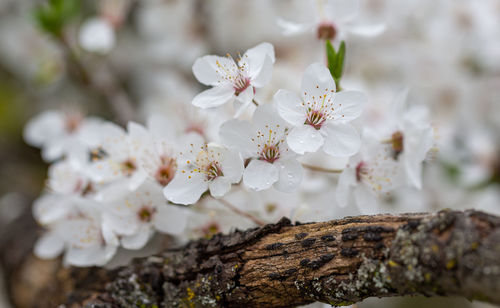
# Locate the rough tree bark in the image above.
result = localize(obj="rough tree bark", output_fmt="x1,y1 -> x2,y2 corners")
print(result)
3,209 -> 500,307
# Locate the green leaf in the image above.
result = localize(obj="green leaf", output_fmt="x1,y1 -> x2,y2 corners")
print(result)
325,39 -> 337,78
33,0 -> 80,37
333,40 -> 346,81
325,40 -> 346,90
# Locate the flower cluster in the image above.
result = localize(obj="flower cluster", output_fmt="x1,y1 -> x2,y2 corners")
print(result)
23,2 -> 439,267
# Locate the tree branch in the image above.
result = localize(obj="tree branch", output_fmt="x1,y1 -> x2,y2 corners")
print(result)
4,210 -> 500,307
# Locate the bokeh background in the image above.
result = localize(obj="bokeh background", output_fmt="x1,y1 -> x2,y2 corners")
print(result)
0,0 -> 499,307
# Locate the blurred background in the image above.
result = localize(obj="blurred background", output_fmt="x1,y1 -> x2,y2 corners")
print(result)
0,0 -> 499,307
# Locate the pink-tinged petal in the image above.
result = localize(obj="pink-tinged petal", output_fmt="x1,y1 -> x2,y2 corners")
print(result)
322,122 -> 361,157
208,177 -> 232,197
121,225 -> 152,250
219,120 -> 257,158
301,63 -> 336,104
274,159 -> 303,192
163,172 -> 207,205
34,231 -> 64,259
275,89 -> 307,126
154,204 -> 188,235
192,84 -> 235,108
192,55 -> 237,86
243,159 -> 279,191
331,90 -> 366,122
287,125 -> 324,155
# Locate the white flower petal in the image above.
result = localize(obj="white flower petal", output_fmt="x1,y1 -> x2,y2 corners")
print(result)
65,244 -> 117,267
240,42 -> 275,80
34,231 -> 65,259
354,184 -> 379,214
163,172 -> 207,205
275,89 -> 307,126
336,167 -> 356,208
276,18 -> 314,36
121,225 -> 152,250
250,55 -> 274,88
326,0 -> 360,22
331,90 -> 366,122
345,23 -> 386,37
219,149 -> 244,182
274,159 -> 303,192
301,63 -> 336,104
192,55 -> 237,86
252,103 -> 287,136
243,160 -> 279,191
209,177 -> 232,197
322,122 -> 361,157
192,84 -> 235,108
402,123 -> 434,189
219,120 -> 257,158
101,220 -> 119,246
23,111 -> 64,147
154,204 -> 188,235
102,212 -> 139,236
233,86 -> 254,118
33,194 -> 71,225
287,125 -> 324,154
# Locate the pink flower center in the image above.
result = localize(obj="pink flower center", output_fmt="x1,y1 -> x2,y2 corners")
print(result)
317,22 -> 337,40
234,74 -> 251,95
305,109 -> 327,130
137,206 -> 156,223
205,161 -> 224,181
260,144 -> 280,163
121,159 -> 137,177
64,113 -> 83,133
155,157 -> 177,186
355,161 -> 368,182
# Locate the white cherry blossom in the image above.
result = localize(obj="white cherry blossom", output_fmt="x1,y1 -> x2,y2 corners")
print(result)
33,193 -> 118,266
220,104 -> 303,192
103,180 -> 188,249
277,0 -> 385,40
275,62 -> 365,157
23,110 -> 103,163
192,42 -> 275,117
375,90 -> 435,189
85,122 -> 148,200
125,116 -> 181,187
336,130 -> 403,214
163,134 -> 244,205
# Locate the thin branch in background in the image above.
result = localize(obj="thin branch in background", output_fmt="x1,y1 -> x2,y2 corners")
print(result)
301,163 -> 343,173
214,197 -> 266,226
57,33 -> 135,125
